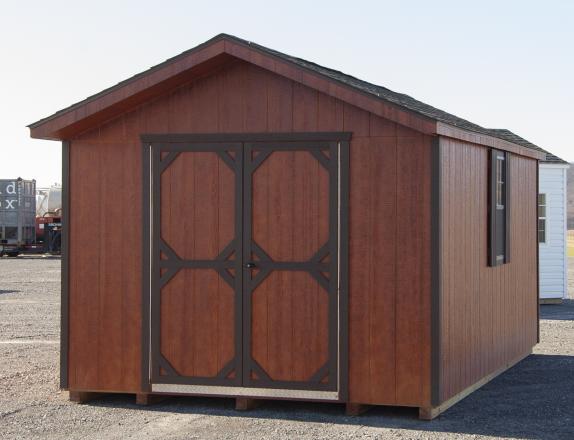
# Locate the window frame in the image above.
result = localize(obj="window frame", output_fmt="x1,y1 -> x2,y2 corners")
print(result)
538,193 -> 547,244
488,149 -> 510,267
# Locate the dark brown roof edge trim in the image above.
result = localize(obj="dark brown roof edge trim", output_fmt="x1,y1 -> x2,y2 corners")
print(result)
437,123 -> 546,161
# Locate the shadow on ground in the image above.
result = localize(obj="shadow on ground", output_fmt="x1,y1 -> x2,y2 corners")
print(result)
0,289 -> 20,295
80,353 -> 574,440
540,298 -> 574,320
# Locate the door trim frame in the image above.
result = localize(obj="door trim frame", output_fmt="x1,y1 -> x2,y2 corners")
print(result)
141,132 -> 352,144
141,132 -> 350,400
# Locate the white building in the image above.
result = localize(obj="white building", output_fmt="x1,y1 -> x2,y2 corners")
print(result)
490,129 -> 569,302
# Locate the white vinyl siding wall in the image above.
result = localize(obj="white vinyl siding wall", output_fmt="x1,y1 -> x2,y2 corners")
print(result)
538,164 -> 568,299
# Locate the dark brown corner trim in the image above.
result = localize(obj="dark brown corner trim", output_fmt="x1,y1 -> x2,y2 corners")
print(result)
60,140 -> 70,390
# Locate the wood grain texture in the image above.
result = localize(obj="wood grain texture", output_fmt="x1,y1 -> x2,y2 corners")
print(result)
160,152 -> 235,260
438,137 -> 538,403
251,150 -> 329,261
68,140 -> 141,392
251,271 -> 329,381
348,129 -> 432,407
160,269 -> 234,377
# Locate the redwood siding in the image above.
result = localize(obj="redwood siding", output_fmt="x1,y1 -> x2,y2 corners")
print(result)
68,61 -> 431,405
439,137 -> 538,402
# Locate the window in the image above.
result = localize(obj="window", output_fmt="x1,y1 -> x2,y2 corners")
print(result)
489,149 -> 510,266
538,193 -> 546,243
5,227 -> 17,240
496,157 -> 505,209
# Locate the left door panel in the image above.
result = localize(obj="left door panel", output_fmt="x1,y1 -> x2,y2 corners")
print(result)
149,142 -> 243,387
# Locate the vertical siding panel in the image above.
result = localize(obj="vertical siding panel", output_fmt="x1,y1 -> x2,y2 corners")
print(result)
369,114 -> 396,137
218,63 -> 246,132
266,73 -> 293,132
316,94 -> 344,131
244,64 -> 268,132
349,134 -> 400,405
369,136 -> 398,404
98,142 -> 123,390
395,133 -> 431,405
188,73 -> 219,132
292,83 -> 318,131
68,142 -> 101,389
343,104 -> 370,137
349,139 -> 374,402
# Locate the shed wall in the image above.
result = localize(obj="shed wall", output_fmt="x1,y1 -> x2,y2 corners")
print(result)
538,164 -> 568,300
67,60 -> 432,406
438,137 -> 538,403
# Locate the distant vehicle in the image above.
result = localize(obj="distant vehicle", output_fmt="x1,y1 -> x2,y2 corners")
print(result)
36,184 -> 62,217
0,178 -> 37,257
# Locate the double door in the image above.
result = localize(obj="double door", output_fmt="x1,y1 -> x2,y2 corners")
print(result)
143,133 -> 348,399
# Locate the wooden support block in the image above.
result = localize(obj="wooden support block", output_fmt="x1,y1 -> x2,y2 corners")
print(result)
136,393 -> 168,406
418,407 -> 440,420
69,391 -> 104,404
235,398 -> 261,411
345,403 -> 372,416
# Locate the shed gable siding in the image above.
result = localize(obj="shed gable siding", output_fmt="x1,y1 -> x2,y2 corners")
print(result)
538,165 -> 568,299
67,61 -> 432,405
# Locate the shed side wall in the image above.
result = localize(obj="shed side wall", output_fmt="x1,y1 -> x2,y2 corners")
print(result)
439,137 -> 538,403
67,60 -> 431,405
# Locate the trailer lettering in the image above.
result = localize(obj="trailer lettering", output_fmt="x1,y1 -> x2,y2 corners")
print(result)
0,199 -> 17,209
5,182 -> 16,195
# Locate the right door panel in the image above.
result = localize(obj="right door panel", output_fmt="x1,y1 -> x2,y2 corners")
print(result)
242,141 -> 340,392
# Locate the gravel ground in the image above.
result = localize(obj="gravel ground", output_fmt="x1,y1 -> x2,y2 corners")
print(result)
0,257 -> 573,440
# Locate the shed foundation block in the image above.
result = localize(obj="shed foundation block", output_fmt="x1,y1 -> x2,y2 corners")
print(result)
69,391 -> 104,403
235,398 -> 261,411
136,393 -> 168,406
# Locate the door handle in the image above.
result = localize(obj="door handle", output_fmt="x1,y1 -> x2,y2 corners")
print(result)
244,262 -> 257,269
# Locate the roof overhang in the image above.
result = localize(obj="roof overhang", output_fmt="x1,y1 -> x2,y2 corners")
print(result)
539,162 -> 570,169
28,34 -> 545,160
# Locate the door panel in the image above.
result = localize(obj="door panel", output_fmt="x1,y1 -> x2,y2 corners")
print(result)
251,150 -> 329,261
251,270 -> 329,382
151,143 -> 243,386
161,151 -> 235,260
160,268 -> 235,378
242,142 -> 339,391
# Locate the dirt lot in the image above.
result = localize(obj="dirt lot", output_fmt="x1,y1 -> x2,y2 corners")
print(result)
0,257 -> 573,440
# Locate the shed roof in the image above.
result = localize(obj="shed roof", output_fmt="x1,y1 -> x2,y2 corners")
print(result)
487,129 -> 568,164
28,33 -> 545,160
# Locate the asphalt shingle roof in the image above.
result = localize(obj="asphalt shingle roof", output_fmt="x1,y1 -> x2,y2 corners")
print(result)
487,129 -> 568,164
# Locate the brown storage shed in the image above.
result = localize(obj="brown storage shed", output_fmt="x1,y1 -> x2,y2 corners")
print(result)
29,34 -> 544,419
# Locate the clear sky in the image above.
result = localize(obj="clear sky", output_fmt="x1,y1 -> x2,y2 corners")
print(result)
2,1 -> 573,187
